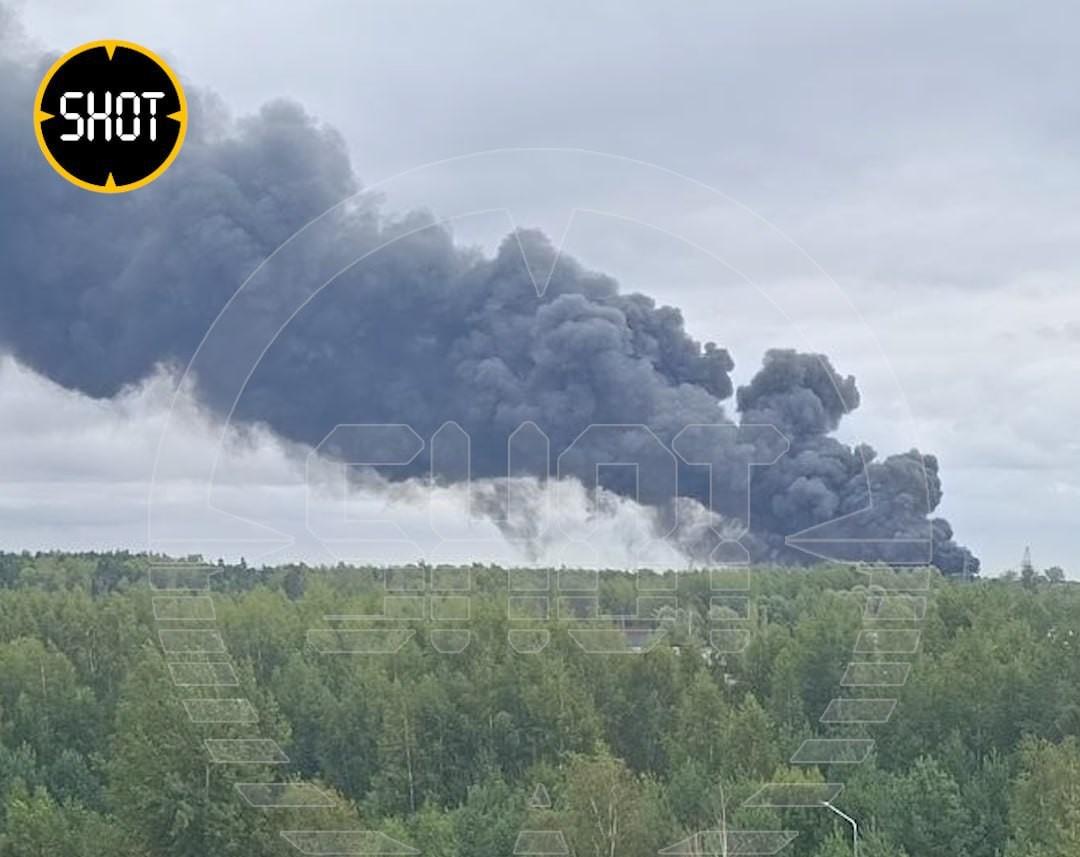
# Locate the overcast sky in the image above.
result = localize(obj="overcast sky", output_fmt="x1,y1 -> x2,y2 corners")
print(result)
4,0 -> 1080,573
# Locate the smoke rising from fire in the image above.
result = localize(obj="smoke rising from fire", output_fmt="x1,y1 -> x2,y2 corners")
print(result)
0,18 -> 977,572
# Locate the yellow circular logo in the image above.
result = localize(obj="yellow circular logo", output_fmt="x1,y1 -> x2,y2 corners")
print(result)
34,40 -> 187,194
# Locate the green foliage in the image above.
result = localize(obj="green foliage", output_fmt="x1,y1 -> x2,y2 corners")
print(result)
1006,737 -> 1080,856
0,553 -> 1076,856
0,786 -> 138,856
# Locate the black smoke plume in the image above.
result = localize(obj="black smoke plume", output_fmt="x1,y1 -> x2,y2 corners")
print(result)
0,16 -> 977,573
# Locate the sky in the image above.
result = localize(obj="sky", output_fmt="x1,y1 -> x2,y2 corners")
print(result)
3,0 -> 1080,573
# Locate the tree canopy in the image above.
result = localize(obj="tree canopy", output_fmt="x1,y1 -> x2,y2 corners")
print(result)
0,552 -> 1075,856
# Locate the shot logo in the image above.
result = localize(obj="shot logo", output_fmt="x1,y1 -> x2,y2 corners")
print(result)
34,40 -> 187,193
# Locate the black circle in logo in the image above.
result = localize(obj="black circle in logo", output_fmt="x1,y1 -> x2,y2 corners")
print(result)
35,41 -> 187,193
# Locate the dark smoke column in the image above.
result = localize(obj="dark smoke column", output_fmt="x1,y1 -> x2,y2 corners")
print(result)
0,28 -> 977,573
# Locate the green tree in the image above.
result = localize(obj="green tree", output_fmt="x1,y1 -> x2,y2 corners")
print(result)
0,786 -> 137,856
1007,737 -> 1080,856
558,754 -> 672,857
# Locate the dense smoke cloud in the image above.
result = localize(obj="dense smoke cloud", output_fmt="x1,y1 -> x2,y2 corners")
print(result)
0,14 -> 977,573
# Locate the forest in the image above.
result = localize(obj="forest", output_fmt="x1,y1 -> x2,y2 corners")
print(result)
0,552 -> 1077,856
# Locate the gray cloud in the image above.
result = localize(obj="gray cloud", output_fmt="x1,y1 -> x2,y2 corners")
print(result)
0,5 -> 981,571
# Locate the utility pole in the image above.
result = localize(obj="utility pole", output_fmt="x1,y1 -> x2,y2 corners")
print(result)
823,802 -> 858,857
